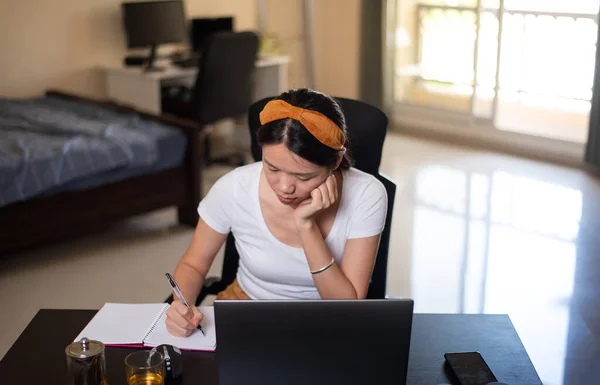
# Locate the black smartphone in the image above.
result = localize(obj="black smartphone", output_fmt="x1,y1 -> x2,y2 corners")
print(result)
444,351 -> 498,385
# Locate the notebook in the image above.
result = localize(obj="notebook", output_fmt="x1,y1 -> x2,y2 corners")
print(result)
75,303 -> 216,352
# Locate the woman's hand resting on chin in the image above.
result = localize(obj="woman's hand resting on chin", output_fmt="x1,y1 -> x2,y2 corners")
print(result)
293,173 -> 338,229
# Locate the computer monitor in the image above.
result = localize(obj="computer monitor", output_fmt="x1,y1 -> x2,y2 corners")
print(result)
122,0 -> 187,69
190,17 -> 234,53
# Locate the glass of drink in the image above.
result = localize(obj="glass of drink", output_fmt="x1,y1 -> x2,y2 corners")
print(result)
124,350 -> 166,385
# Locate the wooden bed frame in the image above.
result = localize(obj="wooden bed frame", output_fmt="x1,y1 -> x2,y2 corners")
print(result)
0,90 -> 203,255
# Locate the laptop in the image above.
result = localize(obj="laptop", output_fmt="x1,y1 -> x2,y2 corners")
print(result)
214,299 -> 414,385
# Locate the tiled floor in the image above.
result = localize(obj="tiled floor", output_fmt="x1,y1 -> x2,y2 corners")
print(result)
383,135 -> 600,385
1,133 -> 599,385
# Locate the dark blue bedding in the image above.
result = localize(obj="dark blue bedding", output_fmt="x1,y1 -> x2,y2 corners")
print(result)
0,95 -> 187,207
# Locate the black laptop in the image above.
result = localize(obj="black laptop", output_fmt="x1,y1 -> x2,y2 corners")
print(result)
214,299 -> 414,385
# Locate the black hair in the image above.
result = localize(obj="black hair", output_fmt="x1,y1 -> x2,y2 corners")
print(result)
256,88 -> 354,170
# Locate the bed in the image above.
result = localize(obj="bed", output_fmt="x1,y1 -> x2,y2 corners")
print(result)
0,90 -> 203,255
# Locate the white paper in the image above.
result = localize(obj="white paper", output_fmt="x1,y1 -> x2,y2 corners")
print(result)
75,303 -> 167,345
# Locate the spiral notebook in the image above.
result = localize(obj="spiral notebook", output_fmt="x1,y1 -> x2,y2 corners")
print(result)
74,303 -> 216,352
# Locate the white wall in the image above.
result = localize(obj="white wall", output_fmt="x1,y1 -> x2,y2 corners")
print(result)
0,0 -> 361,100
263,0 -> 361,98
0,0 -> 258,98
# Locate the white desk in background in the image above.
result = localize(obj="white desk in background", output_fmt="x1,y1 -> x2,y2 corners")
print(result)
103,55 -> 290,115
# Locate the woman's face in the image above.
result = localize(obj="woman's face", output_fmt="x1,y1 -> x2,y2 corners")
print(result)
262,143 -> 331,206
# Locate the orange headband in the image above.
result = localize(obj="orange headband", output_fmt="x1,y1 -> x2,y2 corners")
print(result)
259,99 -> 346,150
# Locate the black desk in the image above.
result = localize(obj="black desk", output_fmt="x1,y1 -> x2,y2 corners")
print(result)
0,310 -> 541,385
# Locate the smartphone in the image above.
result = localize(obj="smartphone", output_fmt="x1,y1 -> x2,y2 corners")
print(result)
444,352 -> 498,385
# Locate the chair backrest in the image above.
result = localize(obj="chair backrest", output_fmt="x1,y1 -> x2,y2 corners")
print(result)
220,96 -> 394,299
190,31 -> 259,124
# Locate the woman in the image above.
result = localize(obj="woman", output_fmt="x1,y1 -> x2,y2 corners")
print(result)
166,88 -> 387,337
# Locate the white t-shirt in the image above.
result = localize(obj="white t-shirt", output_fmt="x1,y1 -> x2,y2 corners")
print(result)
197,162 -> 387,300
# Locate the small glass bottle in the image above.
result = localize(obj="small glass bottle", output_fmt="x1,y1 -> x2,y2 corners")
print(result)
65,337 -> 108,385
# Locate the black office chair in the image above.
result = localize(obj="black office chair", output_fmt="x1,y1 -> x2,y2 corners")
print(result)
172,96 -> 396,304
162,31 -> 259,166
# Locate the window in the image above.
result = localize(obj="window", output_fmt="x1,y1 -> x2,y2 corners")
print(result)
392,0 -> 599,143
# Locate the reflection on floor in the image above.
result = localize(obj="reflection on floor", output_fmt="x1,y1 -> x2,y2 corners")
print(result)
383,135 -> 599,385
1,133 -> 598,385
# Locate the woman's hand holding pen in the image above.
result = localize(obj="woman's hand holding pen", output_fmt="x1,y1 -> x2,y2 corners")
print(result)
165,301 -> 204,337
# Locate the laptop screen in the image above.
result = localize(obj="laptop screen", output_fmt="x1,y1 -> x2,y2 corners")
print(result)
214,299 -> 414,385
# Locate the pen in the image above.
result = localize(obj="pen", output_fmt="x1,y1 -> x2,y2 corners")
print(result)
165,273 -> 205,336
